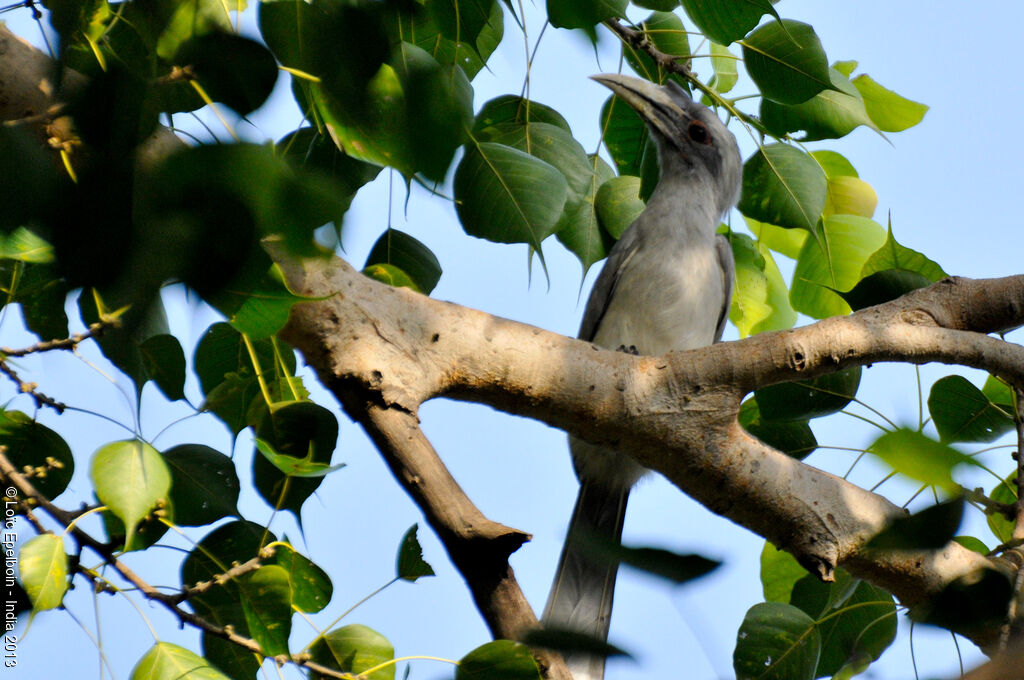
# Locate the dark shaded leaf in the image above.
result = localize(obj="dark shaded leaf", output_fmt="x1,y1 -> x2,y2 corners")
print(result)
164,444 -> 240,526
397,525 -> 435,582
0,410 -> 74,501
240,564 -> 292,657
365,229 -> 442,295
838,269 -> 933,311
253,401 -> 340,519
174,32 -> 278,115
755,367 -> 861,422
522,628 -> 629,661
739,398 -> 816,459
139,334 -> 186,401
733,602 -> 820,680
742,20 -> 832,105
866,497 -> 964,550
928,375 -> 1014,443
680,0 -> 778,45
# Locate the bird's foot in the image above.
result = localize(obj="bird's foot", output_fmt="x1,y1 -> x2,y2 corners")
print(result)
616,344 -> 640,355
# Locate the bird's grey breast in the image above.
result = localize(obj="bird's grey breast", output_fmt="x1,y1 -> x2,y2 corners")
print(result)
590,230 -> 726,356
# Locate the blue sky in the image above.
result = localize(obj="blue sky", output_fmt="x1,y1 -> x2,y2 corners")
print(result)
2,2 -> 1022,678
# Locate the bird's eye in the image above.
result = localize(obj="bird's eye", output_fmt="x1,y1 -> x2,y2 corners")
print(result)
687,120 -> 711,145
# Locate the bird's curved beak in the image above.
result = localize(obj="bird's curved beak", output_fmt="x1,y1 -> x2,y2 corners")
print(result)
591,73 -> 690,149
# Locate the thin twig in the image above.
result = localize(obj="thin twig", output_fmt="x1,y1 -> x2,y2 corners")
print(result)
0,452 -> 349,679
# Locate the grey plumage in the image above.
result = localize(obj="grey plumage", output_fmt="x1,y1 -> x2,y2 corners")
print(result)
543,74 -> 742,680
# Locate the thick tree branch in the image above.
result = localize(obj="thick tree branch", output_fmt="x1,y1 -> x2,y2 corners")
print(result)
335,391 -> 572,679
275,249 -> 1024,649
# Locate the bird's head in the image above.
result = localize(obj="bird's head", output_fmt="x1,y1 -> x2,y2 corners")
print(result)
592,73 -> 742,219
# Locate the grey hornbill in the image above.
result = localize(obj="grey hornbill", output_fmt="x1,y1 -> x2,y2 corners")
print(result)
542,74 -> 742,680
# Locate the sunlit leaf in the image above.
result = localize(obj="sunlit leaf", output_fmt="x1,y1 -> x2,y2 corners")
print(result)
868,429 -> 978,494
852,74 -> 928,132
309,625 -> 395,680
19,534 -> 68,611
91,439 -> 171,547
457,640 -> 544,680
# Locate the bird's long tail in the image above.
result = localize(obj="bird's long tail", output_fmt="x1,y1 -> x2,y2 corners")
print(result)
543,479 -> 630,680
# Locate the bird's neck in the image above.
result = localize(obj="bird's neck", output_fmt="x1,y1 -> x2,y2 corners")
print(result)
640,173 -> 721,240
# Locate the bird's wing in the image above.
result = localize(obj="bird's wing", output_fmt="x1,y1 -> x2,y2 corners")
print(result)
713,233 -> 735,343
578,226 -> 642,342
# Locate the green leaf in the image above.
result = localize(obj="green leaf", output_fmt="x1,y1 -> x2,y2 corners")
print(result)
728,233 -> 797,337
19,534 -> 68,611
253,401 -> 340,519
226,264 -> 307,340
131,642 -> 232,680
271,544 -> 333,614
928,375 -> 1014,443
852,74 -> 928,132
362,263 -> 421,292
556,155 -> 617,272
0,410 -> 74,501
790,215 -> 887,318
154,0 -> 243,61
595,175 -> 645,240
391,41 -> 475,180
680,0 -> 779,45
0,227 -> 53,263
760,541 -> 808,604
634,0 -> 680,9
987,474 -> 1016,544
139,334 -> 186,401
163,444 -> 240,526
478,122 -> 594,223
746,217 -> 807,260
473,96 -> 572,133
809,579 -> 897,677
174,33 -> 278,115
545,0 -> 627,32
623,12 -> 690,84
824,175 -> 877,218
240,564 -> 292,657
954,536 -> 989,555
194,322 -> 298,435
454,142 -> 569,249
708,42 -> 739,93
739,399 -> 816,460
761,67 -> 875,141
733,602 -> 820,680
182,521 -> 271,679
91,439 -> 171,547
365,229 -> 442,295
868,429 -> 978,494
309,624 -> 395,680
738,144 -> 827,232
860,226 -> 947,281
278,128 -> 382,223
755,367 -> 861,422
0,260 -> 69,341
428,0 -> 496,54
839,269 -> 933,311
456,640 -> 543,680
397,525 -> 436,582
742,20 -> 832,105
810,150 -> 858,179
254,438 -> 344,478
983,375 -> 1015,409
101,502 -> 170,552
867,497 -> 964,551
